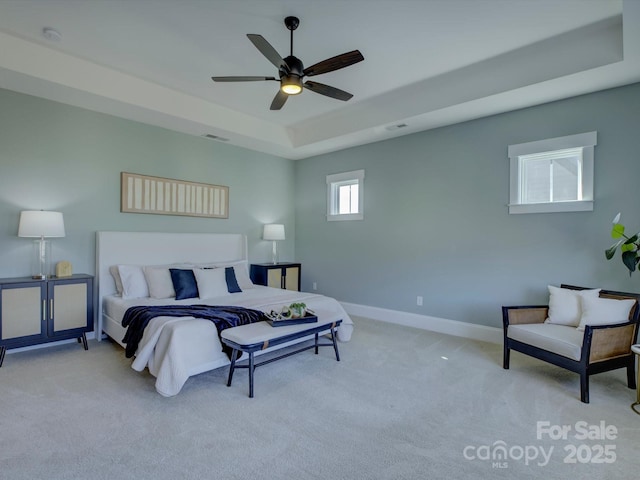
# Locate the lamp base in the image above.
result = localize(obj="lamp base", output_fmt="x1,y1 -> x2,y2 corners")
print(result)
31,238 -> 51,279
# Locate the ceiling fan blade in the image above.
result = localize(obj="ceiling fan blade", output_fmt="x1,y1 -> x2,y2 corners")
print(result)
303,50 -> 364,77
212,76 -> 277,82
270,90 -> 289,110
303,81 -> 353,101
247,34 -> 288,72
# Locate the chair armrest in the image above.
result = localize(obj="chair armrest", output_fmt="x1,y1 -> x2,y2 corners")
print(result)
585,322 -> 639,363
502,305 -> 548,329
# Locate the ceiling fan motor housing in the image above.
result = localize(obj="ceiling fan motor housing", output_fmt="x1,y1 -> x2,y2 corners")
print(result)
282,56 -> 303,77
284,16 -> 300,31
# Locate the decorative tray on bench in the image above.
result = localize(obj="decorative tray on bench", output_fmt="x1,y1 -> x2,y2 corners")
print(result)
266,314 -> 318,327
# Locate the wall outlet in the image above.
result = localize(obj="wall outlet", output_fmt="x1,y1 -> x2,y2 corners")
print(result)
312,282 -> 317,291
417,296 -> 423,306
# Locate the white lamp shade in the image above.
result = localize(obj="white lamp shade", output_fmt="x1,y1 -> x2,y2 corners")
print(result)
18,211 -> 66,238
263,224 -> 285,241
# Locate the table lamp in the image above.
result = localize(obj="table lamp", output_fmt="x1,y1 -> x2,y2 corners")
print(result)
263,224 -> 285,265
18,210 -> 66,279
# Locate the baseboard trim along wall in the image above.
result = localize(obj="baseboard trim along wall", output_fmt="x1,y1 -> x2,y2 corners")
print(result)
341,302 -> 502,344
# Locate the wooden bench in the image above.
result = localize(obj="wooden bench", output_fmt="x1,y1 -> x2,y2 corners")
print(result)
220,318 -> 342,397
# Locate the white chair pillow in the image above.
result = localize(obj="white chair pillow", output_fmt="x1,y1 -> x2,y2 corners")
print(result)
544,286 -> 601,327
577,296 -> 635,331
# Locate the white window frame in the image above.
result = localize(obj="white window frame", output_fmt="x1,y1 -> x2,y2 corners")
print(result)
326,169 -> 364,221
508,131 -> 597,214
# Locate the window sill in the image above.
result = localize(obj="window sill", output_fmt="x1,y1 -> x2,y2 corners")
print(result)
508,200 -> 593,215
327,213 -> 364,221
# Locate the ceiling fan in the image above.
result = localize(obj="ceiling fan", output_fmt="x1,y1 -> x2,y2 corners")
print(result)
212,16 -> 364,110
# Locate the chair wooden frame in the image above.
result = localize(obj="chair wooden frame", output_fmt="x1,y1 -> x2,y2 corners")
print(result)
502,285 -> 640,403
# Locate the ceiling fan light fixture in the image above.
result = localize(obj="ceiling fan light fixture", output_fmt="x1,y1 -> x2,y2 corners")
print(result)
281,75 -> 302,95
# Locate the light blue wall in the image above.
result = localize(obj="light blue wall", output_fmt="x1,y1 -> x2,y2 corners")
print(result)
294,82 -> 640,328
4,83 -> 640,331
0,88 -> 295,278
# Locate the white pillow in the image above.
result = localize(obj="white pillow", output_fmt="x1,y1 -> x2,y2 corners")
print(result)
544,286 -> 601,327
193,268 -> 229,299
194,260 -> 254,289
109,265 -> 124,296
231,263 -> 254,290
219,261 -> 254,289
577,296 -> 636,331
117,265 -> 149,299
143,266 -> 176,299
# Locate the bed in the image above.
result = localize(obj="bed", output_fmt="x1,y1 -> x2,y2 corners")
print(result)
96,231 -> 353,396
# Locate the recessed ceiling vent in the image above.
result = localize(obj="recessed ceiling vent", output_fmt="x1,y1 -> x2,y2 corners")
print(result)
203,134 -> 229,142
385,123 -> 408,131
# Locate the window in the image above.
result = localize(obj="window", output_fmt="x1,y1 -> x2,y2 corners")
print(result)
327,169 -> 364,221
508,131 -> 596,214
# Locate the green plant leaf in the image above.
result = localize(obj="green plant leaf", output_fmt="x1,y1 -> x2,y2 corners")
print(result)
611,223 -> 626,238
605,240 -> 623,260
621,250 -> 638,274
621,243 -> 636,253
624,235 -> 638,245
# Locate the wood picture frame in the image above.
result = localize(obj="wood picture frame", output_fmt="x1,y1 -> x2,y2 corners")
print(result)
120,172 -> 229,218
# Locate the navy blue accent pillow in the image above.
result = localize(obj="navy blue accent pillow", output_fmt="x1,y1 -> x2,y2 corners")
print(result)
225,267 -> 242,293
170,269 -> 199,300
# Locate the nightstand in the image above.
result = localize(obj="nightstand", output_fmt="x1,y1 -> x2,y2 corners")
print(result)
0,274 -> 94,366
250,263 -> 301,291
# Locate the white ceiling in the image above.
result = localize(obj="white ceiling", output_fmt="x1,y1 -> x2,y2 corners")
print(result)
0,0 -> 638,159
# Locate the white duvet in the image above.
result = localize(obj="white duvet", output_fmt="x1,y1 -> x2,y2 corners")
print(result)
108,286 -> 353,396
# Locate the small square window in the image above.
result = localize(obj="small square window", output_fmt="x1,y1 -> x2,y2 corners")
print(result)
327,170 -> 364,221
508,132 -> 596,214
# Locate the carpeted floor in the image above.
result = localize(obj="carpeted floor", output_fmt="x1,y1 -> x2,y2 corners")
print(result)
1,316 -> 639,479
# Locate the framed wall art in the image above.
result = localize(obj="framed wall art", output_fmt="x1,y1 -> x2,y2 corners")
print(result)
121,172 -> 229,218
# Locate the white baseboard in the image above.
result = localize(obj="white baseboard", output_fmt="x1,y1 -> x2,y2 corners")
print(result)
341,302 -> 502,344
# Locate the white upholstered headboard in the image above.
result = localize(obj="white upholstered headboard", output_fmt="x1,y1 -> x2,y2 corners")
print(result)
95,231 -> 248,339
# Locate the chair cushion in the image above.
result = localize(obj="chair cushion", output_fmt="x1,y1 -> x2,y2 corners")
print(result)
508,324 -> 584,361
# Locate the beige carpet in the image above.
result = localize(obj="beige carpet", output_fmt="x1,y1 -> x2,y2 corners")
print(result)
1,316 -> 639,479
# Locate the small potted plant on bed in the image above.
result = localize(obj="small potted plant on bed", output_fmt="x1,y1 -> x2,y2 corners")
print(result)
289,302 -> 307,318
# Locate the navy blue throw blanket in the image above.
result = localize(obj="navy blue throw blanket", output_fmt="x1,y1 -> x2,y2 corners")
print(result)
121,305 -> 268,359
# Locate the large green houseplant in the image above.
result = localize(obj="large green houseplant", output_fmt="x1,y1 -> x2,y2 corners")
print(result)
605,213 -> 640,275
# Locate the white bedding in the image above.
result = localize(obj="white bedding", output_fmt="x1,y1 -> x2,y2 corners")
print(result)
106,285 -> 353,396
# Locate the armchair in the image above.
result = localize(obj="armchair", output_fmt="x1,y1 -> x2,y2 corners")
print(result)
502,285 -> 640,403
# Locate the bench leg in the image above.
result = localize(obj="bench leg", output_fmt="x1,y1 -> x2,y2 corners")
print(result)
227,349 -> 238,387
314,333 -> 319,354
331,326 -> 340,362
248,352 -> 255,398
81,332 -> 88,351
0,346 -> 5,367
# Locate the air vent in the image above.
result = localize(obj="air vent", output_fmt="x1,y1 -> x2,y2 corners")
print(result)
203,134 -> 229,142
385,123 -> 408,131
